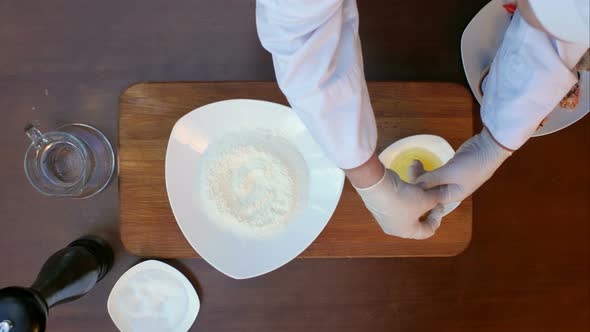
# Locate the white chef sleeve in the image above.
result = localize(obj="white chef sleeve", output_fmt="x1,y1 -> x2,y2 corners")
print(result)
256,0 -> 377,169
480,11 -> 584,150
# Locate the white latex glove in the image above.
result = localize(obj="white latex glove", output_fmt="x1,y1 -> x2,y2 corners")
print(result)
414,128 -> 512,204
354,166 -> 445,240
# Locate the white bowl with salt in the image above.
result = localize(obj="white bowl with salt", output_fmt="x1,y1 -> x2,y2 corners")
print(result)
107,260 -> 199,332
165,99 -> 345,279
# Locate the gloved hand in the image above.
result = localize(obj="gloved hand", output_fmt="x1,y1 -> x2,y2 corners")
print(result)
414,128 -> 512,204
354,165 -> 445,240
415,10 -> 586,205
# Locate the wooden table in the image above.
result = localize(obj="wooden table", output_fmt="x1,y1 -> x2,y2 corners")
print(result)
0,1 -> 588,331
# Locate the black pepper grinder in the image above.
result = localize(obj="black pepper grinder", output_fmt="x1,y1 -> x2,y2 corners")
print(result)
0,236 -> 114,332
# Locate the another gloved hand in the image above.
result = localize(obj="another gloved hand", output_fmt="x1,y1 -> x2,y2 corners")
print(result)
354,166 -> 445,240
414,128 -> 512,204
417,11 -> 585,206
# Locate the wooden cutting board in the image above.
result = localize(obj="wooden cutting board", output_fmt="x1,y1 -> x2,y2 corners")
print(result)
119,82 -> 473,258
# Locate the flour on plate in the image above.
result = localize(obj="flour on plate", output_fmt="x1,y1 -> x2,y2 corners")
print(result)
199,130 -> 306,234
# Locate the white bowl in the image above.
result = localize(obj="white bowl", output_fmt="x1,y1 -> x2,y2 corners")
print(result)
461,0 -> 590,136
378,135 -> 460,216
107,260 -> 200,332
165,99 -> 344,279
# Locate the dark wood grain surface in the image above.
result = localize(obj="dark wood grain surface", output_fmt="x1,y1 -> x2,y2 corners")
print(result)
119,81 -> 473,258
1,1 -> 588,331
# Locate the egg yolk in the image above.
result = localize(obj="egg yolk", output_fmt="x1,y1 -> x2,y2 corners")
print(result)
389,148 -> 442,182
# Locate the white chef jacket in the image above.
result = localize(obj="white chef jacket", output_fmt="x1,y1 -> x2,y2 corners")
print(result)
256,0 -> 376,170
481,11 -> 587,150
256,1 -> 587,167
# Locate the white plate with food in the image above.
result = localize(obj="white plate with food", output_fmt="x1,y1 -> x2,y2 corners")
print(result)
461,0 -> 589,136
165,99 -> 344,279
379,134 -> 460,217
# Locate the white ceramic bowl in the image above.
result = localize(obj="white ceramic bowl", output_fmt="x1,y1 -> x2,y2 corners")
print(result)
461,0 -> 590,136
107,260 -> 200,332
378,135 -> 460,216
165,99 -> 344,279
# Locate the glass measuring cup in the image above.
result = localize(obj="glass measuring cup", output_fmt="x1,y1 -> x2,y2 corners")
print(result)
24,122 -> 115,198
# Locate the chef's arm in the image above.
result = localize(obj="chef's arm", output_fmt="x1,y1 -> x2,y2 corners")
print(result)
256,0 -> 447,239
415,11 -> 586,204
255,0 -> 377,174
